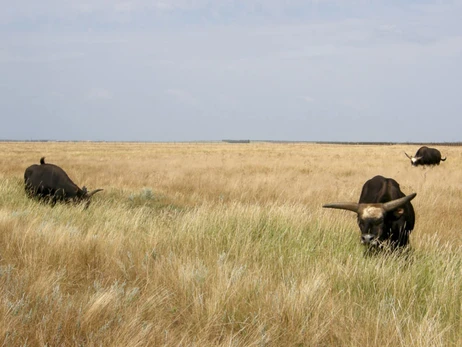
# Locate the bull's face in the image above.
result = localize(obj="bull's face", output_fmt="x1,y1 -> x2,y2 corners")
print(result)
77,186 -> 104,209
323,193 -> 416,247
405,152 -> 422,166
356,206 -> 405,247
357,206 -> 385,246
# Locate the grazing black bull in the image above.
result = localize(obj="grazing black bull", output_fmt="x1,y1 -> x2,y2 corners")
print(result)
24,157 -> 103,208
405,146 -> 446,166
323,175 -> 416,249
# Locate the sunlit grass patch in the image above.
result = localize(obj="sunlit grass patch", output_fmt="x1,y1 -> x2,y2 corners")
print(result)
0,142 -> 461,346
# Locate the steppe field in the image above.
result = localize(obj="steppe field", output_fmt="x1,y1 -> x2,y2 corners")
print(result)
0,141 -> 461,346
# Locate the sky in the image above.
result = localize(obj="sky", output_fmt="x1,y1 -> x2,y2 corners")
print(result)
1,1 -> 461,142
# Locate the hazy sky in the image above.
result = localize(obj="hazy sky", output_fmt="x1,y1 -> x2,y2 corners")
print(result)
1,1 -> 461,142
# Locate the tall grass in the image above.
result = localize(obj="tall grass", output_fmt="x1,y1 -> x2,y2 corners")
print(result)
0,142 -> 461,346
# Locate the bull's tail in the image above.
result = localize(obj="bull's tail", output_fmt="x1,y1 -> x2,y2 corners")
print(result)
40,157 -> 46,165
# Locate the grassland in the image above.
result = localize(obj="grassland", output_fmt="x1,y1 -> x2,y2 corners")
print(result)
0,141 -> 461,346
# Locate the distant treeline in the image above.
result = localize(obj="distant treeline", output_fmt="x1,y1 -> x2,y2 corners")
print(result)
314,141 -> 462,146
252,141 -> 462,146
222,139 -> 251,143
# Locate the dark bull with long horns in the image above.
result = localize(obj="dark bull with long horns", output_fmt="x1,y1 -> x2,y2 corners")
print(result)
24,157 -> 103,208
323,175 -> 416,249
404,146 -> 446,166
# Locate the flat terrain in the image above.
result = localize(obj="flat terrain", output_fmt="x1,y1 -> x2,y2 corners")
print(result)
0,142 -> 461,346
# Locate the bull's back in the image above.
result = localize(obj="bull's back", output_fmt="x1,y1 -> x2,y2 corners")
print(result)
25,164 -> 74,193
358,175 -> 402,204
416,147 -> 442,164
415,146 -> 428,157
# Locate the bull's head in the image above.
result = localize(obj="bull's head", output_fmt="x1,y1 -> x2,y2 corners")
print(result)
79,186 -> 104,209
323,193 -> 416,247
404,152 -> 422,166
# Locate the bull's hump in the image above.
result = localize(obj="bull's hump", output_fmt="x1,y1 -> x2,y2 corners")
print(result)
47,166 -> 75,185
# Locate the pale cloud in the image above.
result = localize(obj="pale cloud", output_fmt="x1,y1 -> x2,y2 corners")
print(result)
165,88 -> 198,106
340,98 -> 370,112
377,24 -> 401,34
0,50 -> 84,64
86,88 -> 113,101
114,2 -> 136,13
72,3 -> 99,14
300,96 -> 315,103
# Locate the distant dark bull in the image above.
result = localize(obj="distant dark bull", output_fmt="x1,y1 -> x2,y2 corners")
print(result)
323,175 -> 416,249
24,157 -> 103,208
405,146 -> 446,166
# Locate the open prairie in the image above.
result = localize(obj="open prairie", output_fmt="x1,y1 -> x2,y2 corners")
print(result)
0,141 -> 461,346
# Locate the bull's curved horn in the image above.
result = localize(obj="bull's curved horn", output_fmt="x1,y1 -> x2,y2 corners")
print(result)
441,157 -> 447,161
382,193 -> 416,212
87,189 -> 104,197
40,157 -> 46,165
322,202 -> 359,213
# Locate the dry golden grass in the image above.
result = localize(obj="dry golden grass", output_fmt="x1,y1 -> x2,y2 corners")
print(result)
0,141 -> 461,346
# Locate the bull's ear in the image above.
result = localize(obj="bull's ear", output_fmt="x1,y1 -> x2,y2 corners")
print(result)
393,208 -> 405,217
